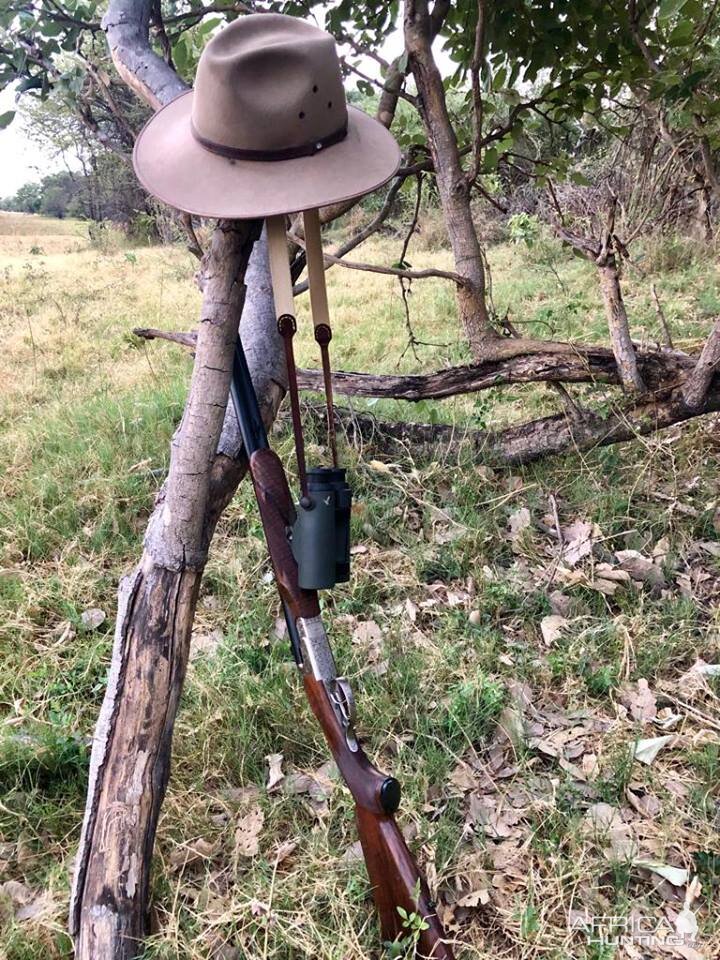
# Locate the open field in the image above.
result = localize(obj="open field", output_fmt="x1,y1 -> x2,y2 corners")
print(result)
1,213 -> 719,959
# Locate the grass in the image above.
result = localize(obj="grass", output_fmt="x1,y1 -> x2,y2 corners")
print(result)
1,213 -> 719,958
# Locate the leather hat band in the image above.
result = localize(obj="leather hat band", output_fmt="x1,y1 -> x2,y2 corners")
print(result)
191,121 -> 348,161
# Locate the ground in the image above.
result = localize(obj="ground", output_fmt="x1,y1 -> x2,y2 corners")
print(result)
0,210 -> 719,960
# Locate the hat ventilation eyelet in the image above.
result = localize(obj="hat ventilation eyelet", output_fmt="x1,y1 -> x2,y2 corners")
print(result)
299,111 -> 305,119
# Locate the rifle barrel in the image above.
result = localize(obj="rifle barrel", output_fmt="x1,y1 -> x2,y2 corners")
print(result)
230,337 -> 268,456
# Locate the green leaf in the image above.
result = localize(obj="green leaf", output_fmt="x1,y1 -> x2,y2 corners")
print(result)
493,64 -> 507,90
0,109 -> 15,129
667,18 -> 694,44
39,20 -> 64,37
482,146 -> 499,173
658,0 -> 688,19
173,36 -> 189,74
16,76 -> 43,93
198,16 -> 222,37
13,48 -> 27,73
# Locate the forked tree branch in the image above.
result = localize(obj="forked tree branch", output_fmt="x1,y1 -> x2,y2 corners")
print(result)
101,0 -> 187,109
293,176 -> 406,295
71,3 -> 283,958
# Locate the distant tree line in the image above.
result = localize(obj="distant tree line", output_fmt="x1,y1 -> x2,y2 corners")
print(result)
0,152 -> 151,228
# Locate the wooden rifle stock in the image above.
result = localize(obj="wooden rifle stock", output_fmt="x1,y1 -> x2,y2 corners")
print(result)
248,447 -> 453,958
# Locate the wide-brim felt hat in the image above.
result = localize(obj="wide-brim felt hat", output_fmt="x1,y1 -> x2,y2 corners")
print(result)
133,13 -> 401,218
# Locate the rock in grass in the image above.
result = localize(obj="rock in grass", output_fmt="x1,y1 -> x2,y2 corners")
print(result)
81,608 -> 106,630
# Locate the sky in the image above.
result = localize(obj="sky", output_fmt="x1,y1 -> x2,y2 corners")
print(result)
0,85 -> 65,197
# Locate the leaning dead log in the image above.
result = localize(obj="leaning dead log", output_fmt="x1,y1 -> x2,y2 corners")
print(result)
70,222 -> 278,960
70,6 -> 289,958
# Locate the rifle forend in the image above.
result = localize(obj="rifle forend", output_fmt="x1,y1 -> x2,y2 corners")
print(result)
248,448 -> 453,958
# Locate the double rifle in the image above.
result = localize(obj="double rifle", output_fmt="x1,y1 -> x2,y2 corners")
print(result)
230,211 -> 453,959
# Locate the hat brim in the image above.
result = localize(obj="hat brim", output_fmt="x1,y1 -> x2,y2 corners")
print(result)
133,91 -> 401,219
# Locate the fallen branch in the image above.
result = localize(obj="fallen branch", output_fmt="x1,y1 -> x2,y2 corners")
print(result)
135,327 -> 718,467
133,327 -> 694,400
296,345 -> 689,398
308,382 -> 720,466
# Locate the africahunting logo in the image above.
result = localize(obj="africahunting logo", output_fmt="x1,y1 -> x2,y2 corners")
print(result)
569,912 -> 699,948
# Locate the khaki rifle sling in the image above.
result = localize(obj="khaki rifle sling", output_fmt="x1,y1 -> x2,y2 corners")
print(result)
266,214 -> 308,497
266,211 -> 340,494
303,207 -> 339,467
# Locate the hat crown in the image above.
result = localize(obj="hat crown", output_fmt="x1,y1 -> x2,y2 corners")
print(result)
191,14 -> 348,155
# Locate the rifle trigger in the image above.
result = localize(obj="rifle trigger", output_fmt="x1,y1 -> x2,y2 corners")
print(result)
332,677 -> 357,728
328,677 -> 359,752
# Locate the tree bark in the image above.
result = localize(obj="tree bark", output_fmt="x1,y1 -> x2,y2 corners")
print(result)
71,3 -> 287,957
404,0 -> 499,357
597,259 -> 646,394
693,181 -> 713,242
555,224 -> 646,395
69,223 -> 286,960
102,0 -> 187,109
683,317 -> 720,410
